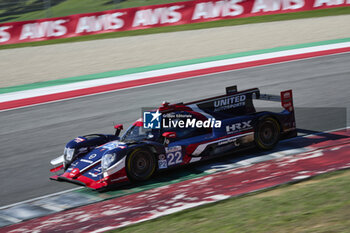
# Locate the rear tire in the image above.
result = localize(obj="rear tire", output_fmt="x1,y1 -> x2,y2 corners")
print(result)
255,117 -> 280,150
126,148 -> 156,181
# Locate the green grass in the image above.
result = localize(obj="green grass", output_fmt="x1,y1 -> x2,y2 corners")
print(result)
109,169 -> 350,233
0,0 -> 190,23
1,6 -> 350,51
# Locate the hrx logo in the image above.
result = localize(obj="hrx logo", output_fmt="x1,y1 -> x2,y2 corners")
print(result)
143,110 -> 162,129
226,120 -> 252,134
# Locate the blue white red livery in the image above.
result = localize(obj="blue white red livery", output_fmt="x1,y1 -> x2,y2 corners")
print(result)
50,86 -> 296,190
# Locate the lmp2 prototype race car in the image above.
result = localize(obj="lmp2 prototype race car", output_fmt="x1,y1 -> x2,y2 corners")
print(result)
50,86 -> 296,190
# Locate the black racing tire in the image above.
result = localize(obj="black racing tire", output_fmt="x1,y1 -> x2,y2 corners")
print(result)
255,117 -> 281,150
126,148 -> 156,181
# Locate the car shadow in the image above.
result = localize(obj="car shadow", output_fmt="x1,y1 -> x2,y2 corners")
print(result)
104,128 -> 349,193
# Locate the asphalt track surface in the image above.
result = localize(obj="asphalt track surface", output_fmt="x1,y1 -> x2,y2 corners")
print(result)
0,53 -> 349,206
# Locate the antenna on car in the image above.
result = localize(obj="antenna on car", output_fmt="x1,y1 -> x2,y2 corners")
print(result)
162,101 -> 170,107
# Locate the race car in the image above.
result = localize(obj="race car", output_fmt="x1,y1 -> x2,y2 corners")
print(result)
50,86 -> 296,190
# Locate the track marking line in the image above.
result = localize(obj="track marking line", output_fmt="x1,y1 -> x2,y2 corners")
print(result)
3,43 -> 350,102
0,187 -> 82,210
1,50 -> 349,112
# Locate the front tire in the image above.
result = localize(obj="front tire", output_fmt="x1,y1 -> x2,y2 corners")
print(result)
255,117 -> 280,150
126,148 -> 156,181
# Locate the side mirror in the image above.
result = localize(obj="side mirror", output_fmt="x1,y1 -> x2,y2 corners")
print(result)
162,132 -> 176,139
114,124 -> 123,136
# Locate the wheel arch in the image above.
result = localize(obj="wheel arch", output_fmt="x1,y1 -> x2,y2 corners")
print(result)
125,145 -> 157,181
254,114 -> 282,150
254,112 -> 283,133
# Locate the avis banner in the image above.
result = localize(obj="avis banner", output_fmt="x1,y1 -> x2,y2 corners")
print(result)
0,0 -> 349,45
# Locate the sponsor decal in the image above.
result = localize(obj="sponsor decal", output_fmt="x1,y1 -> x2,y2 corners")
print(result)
111,176 -> 128,182
0,26 -> 11,43
313,0 -> 349,7
192,0 -> 244,20
281,90 -> 294,111
89,154 -> 97,159
1,0 -> 348,45
158,160 -> 168,169
226,120 -> 252,134
251,0 -> 305,13
102,141 -> 125,150
69,168 -> 80,177
217,138 -> 239,146
75,13 -> 125,33
74,137 -> 85,143
158,153 -> 168,169
19,20 -> 67,40
213,95 -> 246,112
81,159 -> 93,164
283,91 -> 291,99
132,5 -> 183,27
88,172 -> 101,178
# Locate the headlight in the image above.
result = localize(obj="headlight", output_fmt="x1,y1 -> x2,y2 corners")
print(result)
64,147 -> 75,162
101,153 -> 116,170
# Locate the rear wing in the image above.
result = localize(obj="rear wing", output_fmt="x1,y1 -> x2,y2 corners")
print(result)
161,86 -> 294,117
185,87 -> 259,116
226,85 -> 294,112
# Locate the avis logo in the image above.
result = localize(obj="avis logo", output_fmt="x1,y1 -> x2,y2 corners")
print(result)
143,110 -> 162,129
226,120 -> 252,134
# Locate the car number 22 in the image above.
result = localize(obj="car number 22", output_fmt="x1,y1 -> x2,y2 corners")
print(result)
166,146 -> 183,166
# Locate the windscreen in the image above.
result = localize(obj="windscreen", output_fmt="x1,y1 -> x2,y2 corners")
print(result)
121,125 -> 160,142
